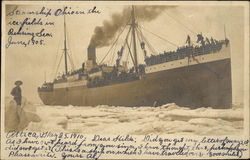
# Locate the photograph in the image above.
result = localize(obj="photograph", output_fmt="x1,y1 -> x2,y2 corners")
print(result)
1,1 -> 249,159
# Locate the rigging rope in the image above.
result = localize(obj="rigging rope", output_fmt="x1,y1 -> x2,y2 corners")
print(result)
109,37 -> 119,65
67,52 -> 75,72
140,25 -> 178,47
137,25 -> 158,54
135,26 -> 143,43
163,11 -> 198,36
127,29 -> 133,63
135,26 -> 147,59
111,26 -> 133,66
125,36 -> 136,67
66,30 -> 76,70
125,36 -> 132,62
123,29 -> 133,64
54,53 -> 64,79
100,19 -> 131,64
51,32 -> 63,79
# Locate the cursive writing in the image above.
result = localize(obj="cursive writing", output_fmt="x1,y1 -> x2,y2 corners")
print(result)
7,6 -> 52,17
7,6 -> 101,17
8,28 -> 52,39
2,131 -> 249,159
6,6 -> 101,49
5,36 -> 45,48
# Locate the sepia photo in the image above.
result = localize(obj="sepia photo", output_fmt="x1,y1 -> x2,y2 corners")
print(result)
1,1 -> 249,159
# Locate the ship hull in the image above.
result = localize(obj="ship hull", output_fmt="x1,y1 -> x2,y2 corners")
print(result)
38,58 -> 232,109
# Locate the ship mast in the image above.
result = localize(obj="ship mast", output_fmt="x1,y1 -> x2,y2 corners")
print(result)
131,6 -> 138,73
63,14 -> 68,75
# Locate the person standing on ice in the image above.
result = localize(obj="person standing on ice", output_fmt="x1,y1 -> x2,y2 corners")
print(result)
11,80 -> 23,106
6,80 -> 41,132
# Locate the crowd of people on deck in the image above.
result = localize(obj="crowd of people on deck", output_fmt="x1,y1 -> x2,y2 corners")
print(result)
53,68 -> 84,83
43,34 -> 230,89
87,66 -> 141,88
145,34 -> 229,66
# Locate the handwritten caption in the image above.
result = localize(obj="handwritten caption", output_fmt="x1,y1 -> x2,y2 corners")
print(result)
5,6 -> 101,48
3,131 -> 249,159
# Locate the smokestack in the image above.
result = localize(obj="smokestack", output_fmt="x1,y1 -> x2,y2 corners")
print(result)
87,47 -> 96,64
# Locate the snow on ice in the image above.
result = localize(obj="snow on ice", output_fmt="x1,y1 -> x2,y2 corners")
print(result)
5,97 -> 244,135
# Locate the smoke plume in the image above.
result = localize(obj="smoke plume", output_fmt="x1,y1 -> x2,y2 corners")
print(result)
89,6 -> 176,48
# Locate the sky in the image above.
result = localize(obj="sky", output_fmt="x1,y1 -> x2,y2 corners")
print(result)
2,2 -> 247,104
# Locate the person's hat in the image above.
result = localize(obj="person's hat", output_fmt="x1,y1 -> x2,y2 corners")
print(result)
15,80 -> 23,85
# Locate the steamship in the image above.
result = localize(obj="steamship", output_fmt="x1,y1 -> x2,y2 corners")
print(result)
38,6 -> 232,108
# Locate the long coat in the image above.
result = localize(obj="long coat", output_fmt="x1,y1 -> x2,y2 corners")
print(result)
11,86 -> 22,98
11,86 -> 22,105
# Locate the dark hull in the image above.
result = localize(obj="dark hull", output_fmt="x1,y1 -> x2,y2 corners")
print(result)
38,58 -> 232,109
